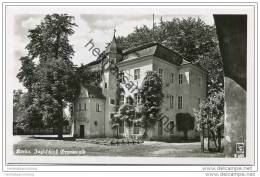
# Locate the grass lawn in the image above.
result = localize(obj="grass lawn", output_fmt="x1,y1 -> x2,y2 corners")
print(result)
13,135 -> 225,157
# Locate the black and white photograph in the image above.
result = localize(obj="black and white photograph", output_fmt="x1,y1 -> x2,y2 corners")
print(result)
1,1 -> 258,176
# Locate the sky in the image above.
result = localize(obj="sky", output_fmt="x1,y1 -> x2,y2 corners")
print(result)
13,14 -> 214,90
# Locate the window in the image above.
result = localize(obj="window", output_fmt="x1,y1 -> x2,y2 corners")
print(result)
159,68 -> 163,78
134,69 -> 140,80
134,93 -> 140,105
104,82 -> 107,88
178,96 -> 183,109
133,123 -> 140,134
119,122 -> 124,134
179,74 -> 183,84
110,113 -> 114,120
84,103 -> 87,110
198,98 -> 201,106
169,121 -> 175,134
171,73 -> 174,83
110,98 -> 115,105
110,59 -> 115,65
170,95 -> 174,109
198,76 -> 202,87
119,95 -> 124,106
78,103 -> 81,111
126,96 -> 133,105
94,121 -> 98,126
96,103 -> 101,112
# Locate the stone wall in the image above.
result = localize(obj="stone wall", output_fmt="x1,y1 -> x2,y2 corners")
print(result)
214,15 -> 247,157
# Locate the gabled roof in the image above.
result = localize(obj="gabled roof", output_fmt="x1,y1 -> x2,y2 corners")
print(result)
85,59 -> 103,71
84,40 -> 190,70
82,84 -> 105,99
121,42 -> 183,66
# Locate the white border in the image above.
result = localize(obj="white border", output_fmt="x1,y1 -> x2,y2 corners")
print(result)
1,1 -> 258,173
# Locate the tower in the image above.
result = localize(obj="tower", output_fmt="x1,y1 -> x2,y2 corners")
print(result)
101,30 -> 122,137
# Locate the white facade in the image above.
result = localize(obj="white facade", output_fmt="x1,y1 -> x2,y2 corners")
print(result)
117,55 -> 207,139
73,39 -> 207,140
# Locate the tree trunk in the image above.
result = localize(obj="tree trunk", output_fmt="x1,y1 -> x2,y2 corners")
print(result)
207,125 -> 210,151
142,127 -> 148,139
217,127 -> 222,152
184,130 -> 188,140
211,131 -> 218,150
201,126 -> 205,152
116,126 -> 119,138
57,104 -> 63,139
57,120 -> 63,139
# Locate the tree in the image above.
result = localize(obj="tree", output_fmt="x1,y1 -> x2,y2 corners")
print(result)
13,90 -> 44,133
193,90 -> 224,152
139,71 -> 164,139
17,14 -> 77,139
13,90 -> 25,133
114,102 -> 136,137
13,90 -> 24,111
176,113 -> 195,140
76,64 -> 102,87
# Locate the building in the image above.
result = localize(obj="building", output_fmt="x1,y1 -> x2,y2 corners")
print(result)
72,33 -> 207,139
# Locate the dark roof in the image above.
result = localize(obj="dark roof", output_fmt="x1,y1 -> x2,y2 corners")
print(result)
121,42 -> 183,66
86,59 -> 102,67
82,84 -> 105,99
85,59 -> 103,71
85,41 -> 186,69
105,34 -> 122,54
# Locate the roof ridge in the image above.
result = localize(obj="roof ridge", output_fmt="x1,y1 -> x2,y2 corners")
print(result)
122,41 -> 183,58
122,41 -> 158,54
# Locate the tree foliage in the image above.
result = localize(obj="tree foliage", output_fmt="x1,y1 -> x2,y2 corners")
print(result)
176,113 -> 195,140
76,64 -> 102,87
139,71 -> 164,138
13,90 -> 43,131
17,14 -> 78,138
115,103 -> 136,127
193,91 -> 224,151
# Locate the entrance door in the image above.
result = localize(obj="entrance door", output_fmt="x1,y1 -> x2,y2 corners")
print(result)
80,125 -> 84,138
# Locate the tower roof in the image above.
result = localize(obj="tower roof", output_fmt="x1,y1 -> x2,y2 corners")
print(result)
105,30 -> 122,54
